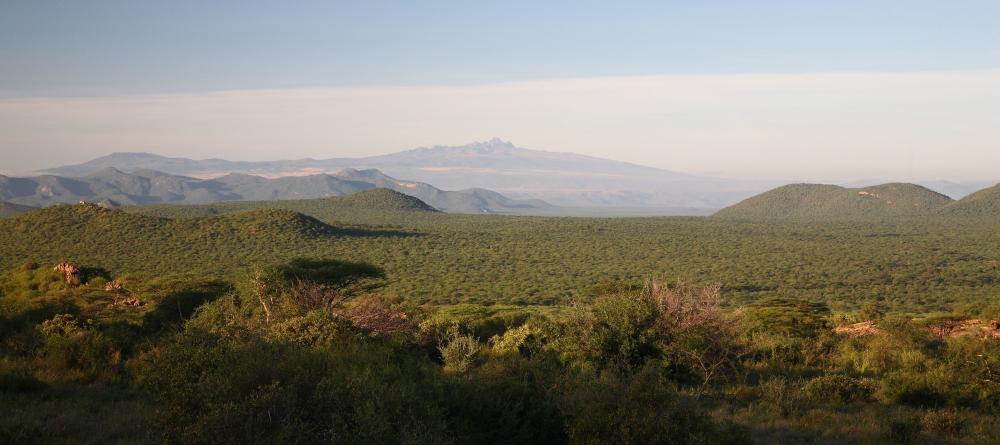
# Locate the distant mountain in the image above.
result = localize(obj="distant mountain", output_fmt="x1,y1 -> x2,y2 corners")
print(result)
714,183 -> 954,221
334,168 -> 550,214
938,183 -> 1000,218
0,168 -> 548,214
0,201 -> 35,218
43,139 -> 780,211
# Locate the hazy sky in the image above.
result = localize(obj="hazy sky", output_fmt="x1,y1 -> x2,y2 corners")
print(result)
1,1 -> 999,179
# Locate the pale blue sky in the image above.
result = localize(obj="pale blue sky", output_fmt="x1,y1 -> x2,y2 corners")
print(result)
3,1 -> 999,96
1,1 -> 999,179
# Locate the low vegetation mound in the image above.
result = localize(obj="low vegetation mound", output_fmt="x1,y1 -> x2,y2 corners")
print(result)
192,208 -> 341,238
714,183 -> 953,221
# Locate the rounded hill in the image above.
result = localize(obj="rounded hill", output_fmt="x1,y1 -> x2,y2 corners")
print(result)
714,183 -> 953,221
938,183 -> 1000,218
190,208 -> 339,238
330,188 -> 437,211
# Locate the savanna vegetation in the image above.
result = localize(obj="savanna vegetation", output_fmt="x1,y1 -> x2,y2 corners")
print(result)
1,197 -> 998,313
1,192 -> 999,443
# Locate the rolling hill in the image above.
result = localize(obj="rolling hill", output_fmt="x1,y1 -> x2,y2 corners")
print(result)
937,183 -> 1000,218
0,168 -> 546,215
128,188 -> 439,220
714,183 -> 954,221
0,202 -> 387,275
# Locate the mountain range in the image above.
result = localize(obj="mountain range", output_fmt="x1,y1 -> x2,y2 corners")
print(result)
40,139 -> 781,212
28,139 -> 999,214
0,167 -> 547,214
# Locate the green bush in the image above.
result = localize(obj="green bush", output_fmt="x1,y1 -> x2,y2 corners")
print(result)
36,314 -> 121,382
885,413 -> 923,444
921,408 -> 967,438
803,374 -> 877,404
559,365 -> 746,445
440,331 -> 482,373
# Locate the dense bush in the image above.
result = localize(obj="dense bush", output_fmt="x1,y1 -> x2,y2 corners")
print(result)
802,374 -> 877,404
2,253 -> 1000,443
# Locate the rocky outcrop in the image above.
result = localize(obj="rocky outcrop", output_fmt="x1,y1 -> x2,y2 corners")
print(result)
833,321 -> 881,338
928,319 -> 1000,340
834,319 -> 1000,339
53,262 -> 79,284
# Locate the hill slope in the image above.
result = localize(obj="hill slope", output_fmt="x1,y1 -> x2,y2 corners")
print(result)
0,202 -> 366,275
0,168 -> 545,214
0,201 -> 36,218
938,183 -> 1000,218
714,183 -> 953,221
126,188 -> 438,220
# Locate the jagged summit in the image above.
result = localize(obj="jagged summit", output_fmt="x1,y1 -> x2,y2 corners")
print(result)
401,138 -> 519,156
451,137 -> 516,152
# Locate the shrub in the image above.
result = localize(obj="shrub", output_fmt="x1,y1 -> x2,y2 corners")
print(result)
490,324 -> 535,356
803,374 -> 877,404
36,314 -> 121,382
921,408 -> 967,438
559,365 -> 747,444
758,377 -> 806,418
440,331 -> 481,373
743,298 -> 830,338
345,295 -> 412,337
885,414 -> 923,444
881,368 -> 949,408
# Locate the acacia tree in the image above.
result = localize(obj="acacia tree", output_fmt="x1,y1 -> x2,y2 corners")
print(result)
645,280 -> 746,394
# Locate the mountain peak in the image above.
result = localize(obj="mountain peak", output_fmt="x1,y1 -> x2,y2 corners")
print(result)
410,138 -> 518,155
463,138 -> 515,152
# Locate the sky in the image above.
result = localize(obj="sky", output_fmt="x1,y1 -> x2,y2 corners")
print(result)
1,1 -> 999,180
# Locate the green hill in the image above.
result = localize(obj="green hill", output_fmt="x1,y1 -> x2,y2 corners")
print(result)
126,188 -> 438,220
0,200 -> 36,218
714,183 -> 953,221
0,203 -> 355,275
937,183 -> 1000,218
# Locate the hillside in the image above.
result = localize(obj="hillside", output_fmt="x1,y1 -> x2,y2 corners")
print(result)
714,183 -> 954,221
0,168 -> 546,214
333,168 -> 549,213
0,200 -> 36,218
126,188 -> 438,221
0,202 -> 368,275
938,183 -> 1000,218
